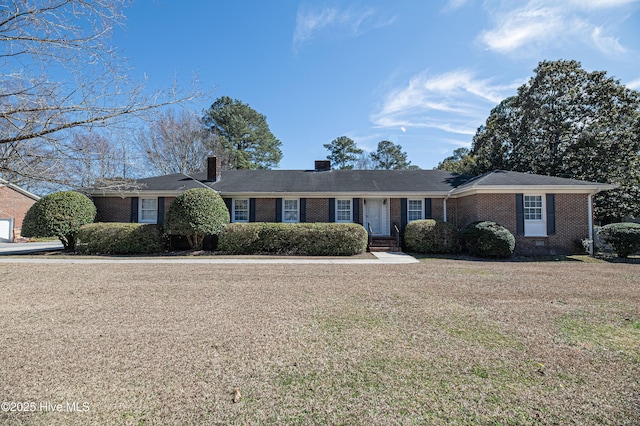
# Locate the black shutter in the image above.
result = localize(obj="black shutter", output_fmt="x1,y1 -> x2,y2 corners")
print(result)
400,198 -> 408,230
328,198 -> 335,222
223,198 -> 233,221
300,198 -> 307,223
546,194 -> 556,235
249,198 -> 256,222
130,197 -> 139,223
275,198 -> 282,222
157,197 -> 165,226
516,194 -> 524,235
425,198 -> 432,219
352,198 -> 360,224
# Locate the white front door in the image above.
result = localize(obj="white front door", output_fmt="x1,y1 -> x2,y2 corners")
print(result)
364,199 -> 389,236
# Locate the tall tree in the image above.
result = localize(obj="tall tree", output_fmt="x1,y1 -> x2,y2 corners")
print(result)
138,109 -> 227,175
0,0 -> 199,186
202,96 -> 282,169
435,147 -> 476,174
471,60 -> 640,222
370,140 -> 412,170
323,136 -> 363,169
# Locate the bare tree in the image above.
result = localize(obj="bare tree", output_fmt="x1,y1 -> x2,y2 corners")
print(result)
138,109 -> 228,175
0,0 -> 201,185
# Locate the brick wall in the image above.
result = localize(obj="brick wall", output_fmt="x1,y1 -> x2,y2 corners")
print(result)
454,193 -> 590,255
305,198 -> 330,222
255,198 -> 277,222
92,196 -> 131,222
0,186 -> 37,229
390,198 -> 401,230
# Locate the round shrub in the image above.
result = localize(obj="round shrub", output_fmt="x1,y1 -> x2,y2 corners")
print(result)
404,219 -> 461,254
219,223 -> 368,256
76,223 -> 164,255
21,191 -> 96,250
599,222 -> 640,258
462,221 -> 515,258
165,188 -> 230,250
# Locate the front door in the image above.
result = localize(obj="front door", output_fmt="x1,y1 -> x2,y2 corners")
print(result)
364,198 -> 389,236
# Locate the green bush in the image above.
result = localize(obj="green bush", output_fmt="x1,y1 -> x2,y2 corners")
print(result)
165,188 -> 230,249
21,191 -> 96,250
76,223 -> 164,255
404,219 -> 461,253
462,221 -> 515,258
599,222 -> 640,258
219,222 -> 368,256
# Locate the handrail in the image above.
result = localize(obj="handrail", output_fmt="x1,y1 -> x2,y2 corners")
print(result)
393,224 -> 401,251
367,222 -> 372,248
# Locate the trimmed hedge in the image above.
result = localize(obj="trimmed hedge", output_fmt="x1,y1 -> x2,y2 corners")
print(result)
218,222 -> 368,256
21,191 -> 96,250
462,221 -> 515,258
165,188 -> 230,249
599,222 -> 640,258
404,219 -> 461,254
76,223 -> 164,255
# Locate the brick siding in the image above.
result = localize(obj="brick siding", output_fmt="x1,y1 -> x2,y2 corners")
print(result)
305,198 -> 330,222
0,185 -> 37,230
92,196 -> 131,222
254,198 -> 277,222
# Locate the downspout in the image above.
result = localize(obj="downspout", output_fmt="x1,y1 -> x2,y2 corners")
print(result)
588,193 -> 594,255
443,188 -> 455,223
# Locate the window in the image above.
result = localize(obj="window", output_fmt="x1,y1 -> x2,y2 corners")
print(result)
336,199 -> 352,222
139,198 -> 158,224
233,199 -> 249,222
283,199 -> 299,222
407,199 -> 423,222
524,195 -> 543,221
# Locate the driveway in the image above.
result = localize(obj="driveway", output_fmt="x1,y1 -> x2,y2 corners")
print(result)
0,241 -> 64,255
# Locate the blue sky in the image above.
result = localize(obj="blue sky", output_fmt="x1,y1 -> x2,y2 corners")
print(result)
113,0 -> 640,170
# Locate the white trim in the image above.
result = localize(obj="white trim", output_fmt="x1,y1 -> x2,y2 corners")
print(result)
232,198 -> 250,223
407,199 -> 424,223
451,185 -> 616,196
282,198 -> 300,223
523,194 -> 546,237
139,197 -> 158,224
364,198 -> 390,236
335,198 -> 353,223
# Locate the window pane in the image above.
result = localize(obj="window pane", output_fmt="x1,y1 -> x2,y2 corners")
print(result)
524,196 -> 543,220
284,200 -> 298,210
408,210 -> 422,222
408,200 -> 422,211
141,198 -> 157,209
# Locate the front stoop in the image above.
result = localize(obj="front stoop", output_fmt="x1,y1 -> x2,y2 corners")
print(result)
368,236 -> 401,252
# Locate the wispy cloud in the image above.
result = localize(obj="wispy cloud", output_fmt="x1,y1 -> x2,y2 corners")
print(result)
293,4 -> 395,51
478,0 -> 638,55
627,77 -> 640,90
371,69 -> 520,135
443,0 -> 471,12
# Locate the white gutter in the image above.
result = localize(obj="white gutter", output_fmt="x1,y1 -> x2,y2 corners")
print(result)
588,193 -> 594,255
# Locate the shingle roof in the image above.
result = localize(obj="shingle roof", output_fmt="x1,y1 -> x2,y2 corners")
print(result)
94,168 -> 614,196
209,169 -> 470,194
451,170 -> 615,194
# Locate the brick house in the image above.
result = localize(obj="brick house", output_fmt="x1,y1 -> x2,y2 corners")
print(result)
87,157 -> 616,255
0,178 -> 40,242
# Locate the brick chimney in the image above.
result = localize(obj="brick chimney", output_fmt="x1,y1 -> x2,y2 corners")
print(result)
314,160 -> 331,171
207,156 -> 221,181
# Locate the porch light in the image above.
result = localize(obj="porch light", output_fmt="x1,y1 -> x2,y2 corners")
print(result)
383,199 -> 387,205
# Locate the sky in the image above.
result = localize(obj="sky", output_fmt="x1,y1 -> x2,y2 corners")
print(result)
112,0 -> 640,170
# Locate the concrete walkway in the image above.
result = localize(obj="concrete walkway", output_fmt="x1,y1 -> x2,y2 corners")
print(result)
0,241 -> 64,255
0,250 -> 419,264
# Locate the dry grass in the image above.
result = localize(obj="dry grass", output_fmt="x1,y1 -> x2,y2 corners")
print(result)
0,259 -> 638,425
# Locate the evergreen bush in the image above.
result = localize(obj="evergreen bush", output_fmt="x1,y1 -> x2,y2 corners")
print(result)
21,191 -> 96,250
404,219 -> 461,253
76,223 -> 164,254
599,222 -> 640,258
164,188 -> 229,249
219,222 -> 367,255
462,221 -> 515,258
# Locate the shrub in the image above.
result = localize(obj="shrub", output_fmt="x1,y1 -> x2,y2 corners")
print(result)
598,222 -> 640,258
76,223 -> 164,255
462,221 -> 515,258
165,188 -> 230,249
21,191 -> 96,250
219,222 -> 368,256
404,219 -> 461,253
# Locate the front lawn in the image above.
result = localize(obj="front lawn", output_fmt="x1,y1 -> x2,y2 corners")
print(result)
0,260 -> 638,425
